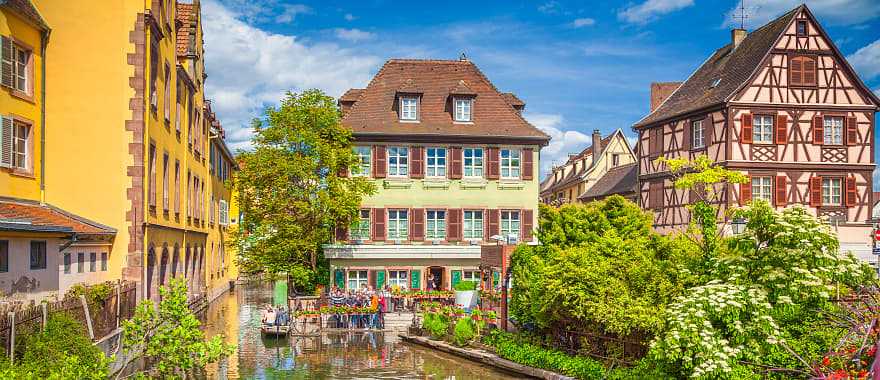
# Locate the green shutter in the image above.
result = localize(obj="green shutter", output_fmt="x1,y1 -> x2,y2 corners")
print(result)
492,271 -> 500,288
410,269 -> 421,290
376,270 -> 386,289
334,269 -> 345,289
273,280 -> 288,307
451,270 -> 462,288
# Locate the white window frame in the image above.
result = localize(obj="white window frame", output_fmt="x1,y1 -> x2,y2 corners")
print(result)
822,178 -> 842,206
388,270 -> 408,289
387,209 -> 409,241
350,209 -> 370,240
13,44 -> 28,93
463,148 -> 484,178
692,120 -> 705,148
500,211 -> 520,240
454,98 -> 473,122
354,146 -> 371,177
462,270 -> 480,287
751,176 -> 773,203
824,116 -> 843,145
463,210 -> 483,240
500,149 -> 521,179
387,146 -> 409,177
426,147 -> 447,178
426,210 -> 446,240
753,115 -> 774,144
12,121 -> 29,170
347,270 -> 368,290
219,200 -> 229,226
400,96 -> 419,121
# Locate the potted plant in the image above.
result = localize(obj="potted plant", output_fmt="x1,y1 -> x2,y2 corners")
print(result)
453,280 -> 479,310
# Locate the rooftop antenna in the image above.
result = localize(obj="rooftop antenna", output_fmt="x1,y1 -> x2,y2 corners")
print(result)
459,52 -> 468,61
732,1 -> 751,30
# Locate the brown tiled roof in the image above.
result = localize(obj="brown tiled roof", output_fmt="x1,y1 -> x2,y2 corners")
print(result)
0,197 -> 116,235
1,0 -> 49,31
540,133 -> 615,195
579,164 -> 638,201
633,7 -> 799,128
501,92 -> 524,108
341,59 -> 549,142
176,2 -> 194,56
340,88 -> 365,103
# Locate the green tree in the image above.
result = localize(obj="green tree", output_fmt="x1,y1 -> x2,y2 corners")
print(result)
117,278 -> 234,379
234,89 -> 375,291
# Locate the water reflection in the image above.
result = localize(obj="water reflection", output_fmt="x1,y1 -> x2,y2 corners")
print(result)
202,282 -> 520,380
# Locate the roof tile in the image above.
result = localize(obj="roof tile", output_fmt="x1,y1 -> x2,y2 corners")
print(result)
0,198 -> 116,235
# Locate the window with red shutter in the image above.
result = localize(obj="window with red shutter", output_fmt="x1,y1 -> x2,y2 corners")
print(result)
790,56 -> 816,86
447,209 -> 462,242
846,116 -> 858,146
522,148 -> 534,180
845,177 -> 857,207
775,176 -> 787,207
812,116 -> 824,145
740,176 -> 752,205
521,209 -> 534,240
372,208 -> 386,241
809,177 -> 822,207
410,208 -> 424,241
449,147 -> 463,179
373,146 -> 387,178
410,147 -> 424,179
488,209 -> 500,237
486,147 -> 500,179
775,115 -> 788,144
740,114 -> 753,144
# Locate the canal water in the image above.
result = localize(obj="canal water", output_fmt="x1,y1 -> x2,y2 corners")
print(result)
202,281 -> 521,379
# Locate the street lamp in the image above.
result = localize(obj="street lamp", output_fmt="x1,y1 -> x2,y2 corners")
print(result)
731,217 -> 747,235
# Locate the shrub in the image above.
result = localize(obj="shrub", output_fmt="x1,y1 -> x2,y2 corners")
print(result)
453,280 -> 477,291
452,318 -> 475,346
65,281 -> 115,306
422,312 -> 448,340
13,313 -> 110,379
485,330 -> 606,379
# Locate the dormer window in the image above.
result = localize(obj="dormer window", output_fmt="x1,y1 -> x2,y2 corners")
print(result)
454,97 -> 473,122
400,96 -> 419,121
796,20 -> 807,36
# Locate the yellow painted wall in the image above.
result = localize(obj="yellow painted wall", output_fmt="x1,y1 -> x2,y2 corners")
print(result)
0,7 -> 43,201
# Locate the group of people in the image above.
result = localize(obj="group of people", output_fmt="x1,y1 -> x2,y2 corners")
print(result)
327,284 -> 391,330
261,305 -> 290,326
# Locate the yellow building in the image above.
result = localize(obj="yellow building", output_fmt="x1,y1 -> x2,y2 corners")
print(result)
19,0 -> 238,301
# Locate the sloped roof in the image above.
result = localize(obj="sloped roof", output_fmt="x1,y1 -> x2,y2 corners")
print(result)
579,164 -> 638,201
501,92 -> 524,108
541,133 -> 616,195
634,7 -> 799,128
176,2 -> 195,56
1,0 -> 49,31
339,88 -> 365,103
341,59 -> 549,142
0,197 -> 116,235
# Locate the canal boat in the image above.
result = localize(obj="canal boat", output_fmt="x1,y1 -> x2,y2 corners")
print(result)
260,323 -> 290,336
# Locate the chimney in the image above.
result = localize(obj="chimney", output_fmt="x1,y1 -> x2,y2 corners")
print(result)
650,82 -> 681,112
592,129 -> 602,160
731,28 -> 747,49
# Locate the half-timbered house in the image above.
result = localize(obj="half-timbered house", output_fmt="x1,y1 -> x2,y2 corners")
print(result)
632,4 -> 879,259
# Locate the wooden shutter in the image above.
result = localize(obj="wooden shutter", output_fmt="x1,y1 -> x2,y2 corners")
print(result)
410,269 -> 421,290
803,57 -> 816,86
0,36 -> 12,88
845,177 -> 857,207
483,208 -> 490,241
809,177 -> 822,207
521,209 -> 534,241
846,116 -> 858,146
790,57 -> 803,86
812,116 -> 824,145
410,147 -> 424,179
372,208 -> 386,241
705,114 -> 714,144
447,209 -> 462,242
486,147 -> 500,180
775,114 -> 788,145
410,208 -> 424,241
0,116 -> 12,168
740,114 -> 753,144
683,120 -> 691,150
449,147 -> 462,179
775,175 -> 787,207
488,209 -> 500,237
451,270 -> 462,288
740,175 -> 752,205
373,146 -> 386,178
522,148 -> 534,180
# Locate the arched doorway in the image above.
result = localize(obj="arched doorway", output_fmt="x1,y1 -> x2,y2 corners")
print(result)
146,245 -> 156,300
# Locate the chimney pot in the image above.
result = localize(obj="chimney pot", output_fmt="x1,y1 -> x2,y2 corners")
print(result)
731,28 -> 747,49
592,130 -> 602,161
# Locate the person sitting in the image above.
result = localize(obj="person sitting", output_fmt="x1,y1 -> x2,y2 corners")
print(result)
275,306 -> 289,326
261,305 -> 276,326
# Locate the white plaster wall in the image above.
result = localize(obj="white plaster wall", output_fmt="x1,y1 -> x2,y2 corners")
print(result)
0,237 -> 61,301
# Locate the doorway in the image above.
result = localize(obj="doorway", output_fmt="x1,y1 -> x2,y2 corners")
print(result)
428,266 -> 444,290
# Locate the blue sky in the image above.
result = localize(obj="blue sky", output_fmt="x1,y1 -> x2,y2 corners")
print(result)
201,0 -> 880,182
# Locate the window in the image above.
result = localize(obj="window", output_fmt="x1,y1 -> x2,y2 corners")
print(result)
387,209 -> 409,240
101,252 -> 108,271
178,79 -> 184,138
822,178 -> 842,206
29,241 -> 46,270
612,154 -> 620,167
426,148 -> 447,177
388,270 -> 408,289
162,152 -> 169,211
796,20 -> 807,36
12,44 -> 28,92
149,39 -> 158,109
463,210 -> 483,240
463,148 -> 483,177
691,120 -> 705,148
463,270 -> 480,287
174,160 -> 181,214
824,116 -> 843,145
454,98 -> 473,122
790,56 -> 816,86
148,143 -> 157,208
354,146 -> 371,176
752,176 -> 773,202
63,252 -> 71,274
0,241 -> 6,273
77,252 -> 84,273
649,181 -> 663,210
347,270 -> 368,290
426,210 -> 446,240
219,199 -> 229,225
89,252 -> 96,272
350,209 -> 370,240
500,211 -> 520,240
753,115 -> 774,143
500,149 -> 521,179
709,78 -> 721,88
400,96 -> 419,121
12,121 -> 29,170
164,62 -> 171,122
387,147 -> 408,177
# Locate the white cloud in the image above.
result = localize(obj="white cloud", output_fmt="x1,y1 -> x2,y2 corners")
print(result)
344,13 -> 356,21
275,4 -> 311,23
214,0 -> 311,24
847,39 -> 880,80
572,18 -> 596,28
618,0 -> 694,25
201,0 -> 380,150
525,113 -> 592,178
334,28 -> 376,42
722,0 -> 880,28
538,1 -> 561,14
